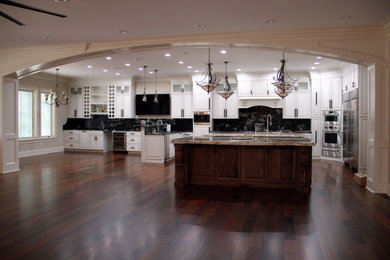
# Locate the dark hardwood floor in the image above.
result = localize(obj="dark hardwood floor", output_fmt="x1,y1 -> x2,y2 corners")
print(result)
0,152 -> 390,260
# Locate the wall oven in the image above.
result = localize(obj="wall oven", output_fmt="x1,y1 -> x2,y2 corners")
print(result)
322,125 -> 341,158
323,110 -> 341,125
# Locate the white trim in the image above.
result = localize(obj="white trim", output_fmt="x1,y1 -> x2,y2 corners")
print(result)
365,186 -> 374,193
2,168 -> 20,174
18,146 -> 64,158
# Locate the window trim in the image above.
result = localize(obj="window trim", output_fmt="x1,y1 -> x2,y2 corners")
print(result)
40,90 -> 56,138
18,88 -> 35,139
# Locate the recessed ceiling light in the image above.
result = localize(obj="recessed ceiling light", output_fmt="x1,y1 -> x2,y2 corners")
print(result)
103,69 -> 108,72
118,29 -> 128,34
54,0 -> 69,2
195,70 -> 199,73
165,53 -> 171,57
273,67 -> 278,71
106,56 -> 112,60
220,50 -> 227,54
178,61 -> 184,64
311,67 -> 316,70
339,15 -> 351,20
149,71 -> 154,74
187,66 -> 192,69
265,19 -> 276,24
41,36 -> 53,40
314,62 -> 320,65
236,69 -> 242,72
125,63 -> 131,67
115,72 -> 120,76
194,24 -> 206,28
87,65 -> 92,68
317,56 -> 322,59
138,67 -> 143,71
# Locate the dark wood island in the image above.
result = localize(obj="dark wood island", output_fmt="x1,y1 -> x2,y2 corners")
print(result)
172,136 -> 314,192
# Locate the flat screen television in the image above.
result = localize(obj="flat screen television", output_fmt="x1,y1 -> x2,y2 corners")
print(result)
136,94 -> 170,115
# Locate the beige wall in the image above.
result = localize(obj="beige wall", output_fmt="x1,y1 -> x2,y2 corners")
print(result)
18,73 -> 68,157
1,24 -> 390,194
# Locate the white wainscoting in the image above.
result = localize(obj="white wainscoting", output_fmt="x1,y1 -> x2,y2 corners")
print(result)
19,146 -> 64,158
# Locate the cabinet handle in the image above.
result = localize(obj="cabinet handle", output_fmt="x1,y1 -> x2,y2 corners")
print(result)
267,90 -> 269,95
315,92 -> 317,105
329,100 -> 331,109
315,131 -> 317,144
94,136 -> 98,141
250,90 -> 253,95
121,109 -> 124,118
330,99 -> 333,109
70,137 -> 73,140
297,108 -> 299,117
74,109 -> 77,117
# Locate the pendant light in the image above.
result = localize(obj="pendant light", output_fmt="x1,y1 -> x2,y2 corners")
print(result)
196,48 -> 220,93
217,61 -> 234,99
142,65 -> 147,102
272,52 -> 298,99
154,69 -> 159,103
45,68 -> 68,107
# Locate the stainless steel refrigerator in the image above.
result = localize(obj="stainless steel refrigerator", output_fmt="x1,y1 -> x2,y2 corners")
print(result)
342,88 -> 359,171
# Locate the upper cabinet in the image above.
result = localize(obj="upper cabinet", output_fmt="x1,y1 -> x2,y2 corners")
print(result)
192,81 -> 209,111
212,83 -> 238,119
90,86 -> 108,115
171,82 -> 193,118
282,82 -> 311,119
113,85 -> 135,119
320,76 -> 342,110
238,79 -> 280,98
68,87 -> 88,118
311,79 -> 321,118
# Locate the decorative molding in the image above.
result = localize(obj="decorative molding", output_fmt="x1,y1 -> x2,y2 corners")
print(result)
19,146 -> 64,158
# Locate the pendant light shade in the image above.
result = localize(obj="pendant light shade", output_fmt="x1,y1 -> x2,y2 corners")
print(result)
154,69 -> 158,103
217,61 -> 234,100
142,65 -> 148,102
46,68 -> 68,107
272,52 -> 297,99
196,48 -> 220,93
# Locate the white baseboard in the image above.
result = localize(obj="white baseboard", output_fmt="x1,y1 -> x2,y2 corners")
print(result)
19,146 -> 64,158
365,185 -> 374,193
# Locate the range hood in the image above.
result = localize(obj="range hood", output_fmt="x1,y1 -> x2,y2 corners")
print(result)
238,96 -> 282,109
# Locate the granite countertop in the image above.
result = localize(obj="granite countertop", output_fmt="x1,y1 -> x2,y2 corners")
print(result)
206,131 -> 310,138
171,136 -> 314,146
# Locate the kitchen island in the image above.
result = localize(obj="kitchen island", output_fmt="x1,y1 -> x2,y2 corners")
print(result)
172,136 -> 314,192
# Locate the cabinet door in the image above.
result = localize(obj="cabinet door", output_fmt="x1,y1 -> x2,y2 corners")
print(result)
320,78 -> 331,110
114,94 -> 123,118
76,93 -> 84,118
311,79 -> 321,117
311,118 -> 321,157
282,92 -> 297,118
267,80 -> 278,97
122,93 -> 132,118
68,94 -> 77,118
296,91 -> 311,118
252,79 -> 268,96
192,84 -> 210,111
79,131 -> 90,149
212,92 -> 225,118
268,147 -> 295,183
144,135 -> 165,160
193,125 -> 210,137
89,135 -> 97,149
215,146 -> 240,181
226,92 -> 238,118
242,146 -> 267,184
331,77 -> 342,110
182,92 -> 193,118
171,93 -> 182,118
96,135 -> 104,149
238,80 -> 252,96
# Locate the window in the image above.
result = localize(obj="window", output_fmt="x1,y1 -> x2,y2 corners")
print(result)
18,90 -> 33,138
40,92 -> 54,137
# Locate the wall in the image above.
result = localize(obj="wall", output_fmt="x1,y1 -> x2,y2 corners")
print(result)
18,73 -> 68,157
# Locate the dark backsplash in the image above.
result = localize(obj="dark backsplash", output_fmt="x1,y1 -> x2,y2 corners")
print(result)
213,106 -> 311,132
63,115 -> 193,132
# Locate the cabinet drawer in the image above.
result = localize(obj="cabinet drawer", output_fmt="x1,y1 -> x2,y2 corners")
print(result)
64,130 -> 79,135
127,135 -> 141,144
126,131 -> 141,137
64,135 -> 79,142
89,130 -> 103,136
127,143 -> 141,151
64,141 -> 79,149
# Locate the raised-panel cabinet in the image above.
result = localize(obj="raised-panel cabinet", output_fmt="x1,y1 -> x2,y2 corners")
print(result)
311,79 -> 321,117
282,83 -> 311,119
79,130 -> 90,149
212,83 -> 238,118
68,87 -> 85,118
171,82 -> 193,118
321,76 -> 342,110
311,118 -> 321,157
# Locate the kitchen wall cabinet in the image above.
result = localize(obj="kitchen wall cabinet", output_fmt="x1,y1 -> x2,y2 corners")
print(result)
282,85 -> 311,119
68,87 -> 86,118
238,79 -> 268,97
321,77 -> 342,110
311,79 -> 321,118
311,118 -> 321,157
192,82 -> 209,111
171,82 -> 193,118
90,86 -> 108,115
114,85 -> 134,118
212,83 -> 238,119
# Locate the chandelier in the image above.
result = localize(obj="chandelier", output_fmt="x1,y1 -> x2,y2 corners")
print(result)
142,65 -> 148,102
45,68 -> 68,107
272,52 -> 298,99
154,69 -> 159,103
217,61 -> 234,99
196,48 -> 219,93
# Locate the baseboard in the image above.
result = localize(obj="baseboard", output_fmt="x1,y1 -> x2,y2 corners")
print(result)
19,146 -> 64,158
365,185 -> 374,193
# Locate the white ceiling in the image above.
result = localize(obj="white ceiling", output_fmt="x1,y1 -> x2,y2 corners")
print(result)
1,0 -> 388,79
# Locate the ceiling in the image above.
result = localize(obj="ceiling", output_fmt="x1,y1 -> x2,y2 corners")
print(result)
2,0 -> 389,79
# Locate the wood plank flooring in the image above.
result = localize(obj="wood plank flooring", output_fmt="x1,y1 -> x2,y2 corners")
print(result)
0,152 -> 390,259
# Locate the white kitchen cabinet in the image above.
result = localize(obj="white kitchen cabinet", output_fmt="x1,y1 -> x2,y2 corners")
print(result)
126,131 -> 141,152
212,83 -> 238,118
311,118 -> 321,157
192,82 -> 210,111
321,77 -> 342,110
114,85 -> 134,118
79,130 -> 90,149
193,125 -> 210,137
282,86 -> 311,119
171,83 -> 193,118
68,87 -> 85,118
167,133 -> 182,158
90,86 -> 108,115
89,131 -> 103,150
238,79 -> 268,97
63,130 -> 79,149
142,135 -> 165,163
311,79 -> 321,118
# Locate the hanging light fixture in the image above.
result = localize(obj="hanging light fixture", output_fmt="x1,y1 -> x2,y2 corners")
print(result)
272,52 -> 298,99
196,48 -> 220,93
217,61 -> 234,99
154,69 -> 159,103
45,68 -> 68,107
142,65 -> 148,102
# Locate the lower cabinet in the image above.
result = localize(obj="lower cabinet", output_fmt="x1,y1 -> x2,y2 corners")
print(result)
64,130 -> 104,151
89,131 -> 103,150
126,131 -> 141,152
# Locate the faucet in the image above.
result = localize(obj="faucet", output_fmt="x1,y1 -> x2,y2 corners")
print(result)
266,114 -> 272,133
255,123 -> 260,133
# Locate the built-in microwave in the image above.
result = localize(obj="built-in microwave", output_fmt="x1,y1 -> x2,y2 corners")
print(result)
323,110 -> 341,125
193,112 -> 210,125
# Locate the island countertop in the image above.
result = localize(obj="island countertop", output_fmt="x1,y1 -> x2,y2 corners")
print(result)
171,136 -> 314,146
